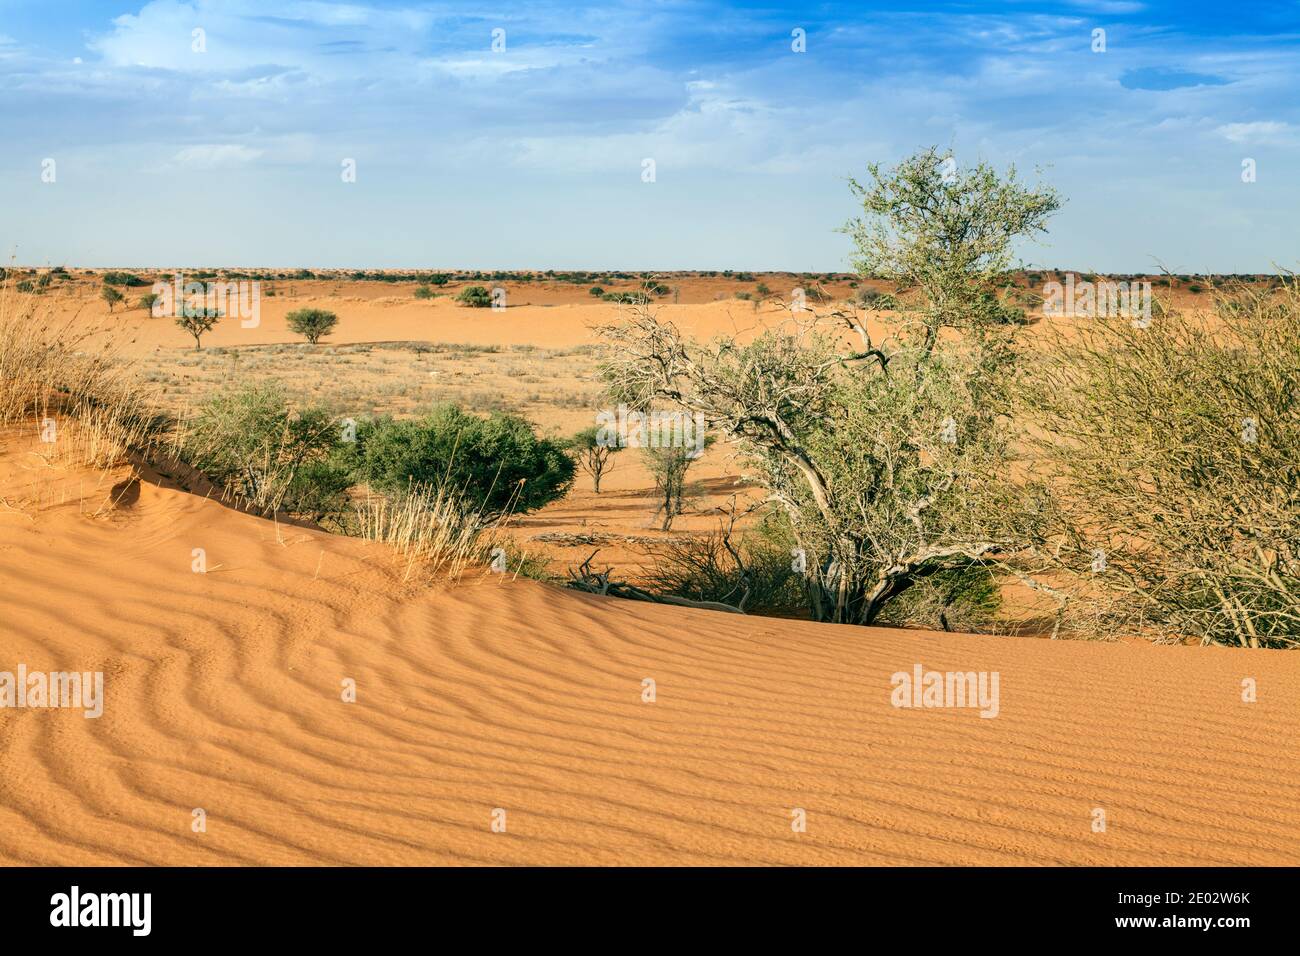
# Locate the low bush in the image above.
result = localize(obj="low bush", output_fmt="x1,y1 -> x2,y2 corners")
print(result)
456,286 -> 492,308
177,382 -> 347,516
353,404 -> 575,519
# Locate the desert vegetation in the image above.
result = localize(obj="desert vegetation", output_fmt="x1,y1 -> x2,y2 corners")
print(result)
1020,279 -> 1300,647
1,150 -> 1295,648
287,307 -> 339,344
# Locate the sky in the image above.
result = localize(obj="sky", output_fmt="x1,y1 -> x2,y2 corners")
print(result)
0,0 -> 1297,272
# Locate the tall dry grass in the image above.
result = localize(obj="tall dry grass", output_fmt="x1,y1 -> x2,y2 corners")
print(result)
351,481 -> 494,583
0,274 -> 163,469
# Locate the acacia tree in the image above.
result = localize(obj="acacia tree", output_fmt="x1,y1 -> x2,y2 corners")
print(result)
600,149 -> 1059,627
845,146 -> 1060,360
641,437 -> 711,531
176,307 -> 220,350
568,425 -> 622,493
287,308 -> 339,344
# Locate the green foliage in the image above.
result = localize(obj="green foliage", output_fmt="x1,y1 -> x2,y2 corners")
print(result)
456,285 -> 492,308
175,309 -> 219,349
286,308 -> 339,344
1022,280 -> 1300,646
845,145 -> 1060,352
181,382 -> 349,517
413,284 -> 435,299
566,425 -> 622,493
100,284 -> 124,310
642,519 -> 804,614
856,287 -> 898,310
102,271 -> 148,287
354,404 -> 575,519
876,562 -> 1003,632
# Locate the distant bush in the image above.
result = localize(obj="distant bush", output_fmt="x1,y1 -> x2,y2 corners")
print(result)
102,271 -> 147,287
456,285 -> 492,308
856,287 -> 898,310
413,284 -> 435,300
286,308 -> 339,344
601,291 -> 650,305
101,285 -> 124,311
589,286 -> 605,297
354,404 -> 574,519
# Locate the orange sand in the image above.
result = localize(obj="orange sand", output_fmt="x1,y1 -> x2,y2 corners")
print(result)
1,428 -> 1297,866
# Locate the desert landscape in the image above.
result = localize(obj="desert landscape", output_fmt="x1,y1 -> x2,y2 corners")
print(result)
1,259 -> 1298,867
1,3 -> 1296,896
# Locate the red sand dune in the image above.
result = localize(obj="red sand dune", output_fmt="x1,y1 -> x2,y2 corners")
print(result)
1,431 -> 1297,866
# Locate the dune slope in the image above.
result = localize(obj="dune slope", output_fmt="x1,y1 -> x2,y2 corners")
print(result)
0,435 -> 1297,866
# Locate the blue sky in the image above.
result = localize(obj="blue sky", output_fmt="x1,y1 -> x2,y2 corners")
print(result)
1,0 -> 1297,271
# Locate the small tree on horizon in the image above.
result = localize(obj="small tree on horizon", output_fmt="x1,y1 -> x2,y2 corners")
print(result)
287,308 -> 339,344
101,284 -> 124,312
176,307 -> 220,350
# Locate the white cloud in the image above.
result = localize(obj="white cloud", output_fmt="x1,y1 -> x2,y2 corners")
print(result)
168,143 -> 265,168
1215,121 -> 1289,144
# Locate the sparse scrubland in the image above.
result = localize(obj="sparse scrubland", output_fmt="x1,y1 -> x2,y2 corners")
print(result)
2,151 -> 1296,647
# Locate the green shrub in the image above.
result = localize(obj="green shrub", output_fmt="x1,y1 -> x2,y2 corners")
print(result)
1023,280 -> 1300,647
456,285 -> 492,308
354,404 -> 574,519
856,287 -> 898,310
286,308 -> 339,344
642,521 -> 804,613
876,562 -> 1002,632
414,284 -> 435,300
180,382 -> 349,517
102,271 -> 148,287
